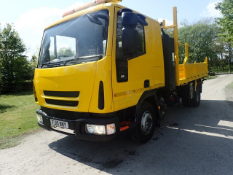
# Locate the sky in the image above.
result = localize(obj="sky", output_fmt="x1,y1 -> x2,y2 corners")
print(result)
0,0 -> 222,58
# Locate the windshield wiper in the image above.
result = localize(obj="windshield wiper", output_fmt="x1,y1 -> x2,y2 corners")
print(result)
41,55 -> 103,68
76,54 -> 103,60
41,60 -> 63,68
64,55 -> 103,66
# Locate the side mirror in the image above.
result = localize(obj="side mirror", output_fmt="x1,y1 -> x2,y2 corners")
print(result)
138,14 -> 148,26
121,12 -> 138,56
87,14 -> 102,25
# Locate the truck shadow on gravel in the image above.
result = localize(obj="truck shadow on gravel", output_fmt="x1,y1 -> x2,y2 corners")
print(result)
49,136 -> 141,172
48,99 -> 233,174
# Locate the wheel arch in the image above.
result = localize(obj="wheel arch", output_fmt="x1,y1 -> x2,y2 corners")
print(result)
135,89 -> 161,126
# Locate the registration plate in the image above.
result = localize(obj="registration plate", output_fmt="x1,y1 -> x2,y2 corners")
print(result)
50,119 -> 69,129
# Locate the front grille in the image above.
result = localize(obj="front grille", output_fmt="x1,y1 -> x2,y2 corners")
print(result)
41,107 -> 114,120
41,107 -> 90,120
44,91 -> 79,98
45,99 -> 78,107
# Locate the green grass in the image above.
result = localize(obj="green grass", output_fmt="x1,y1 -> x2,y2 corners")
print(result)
207,75 -> 217,80
226,82 -> 233,90
0,91 -> 40,149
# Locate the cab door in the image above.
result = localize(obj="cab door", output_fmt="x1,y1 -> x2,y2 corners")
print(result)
112,7 -> 149,111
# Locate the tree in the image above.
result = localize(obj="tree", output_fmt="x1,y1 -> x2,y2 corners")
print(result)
30,55 -> 38,68
216,0 -> 233,41
178,19 -> 219,65
225,41 -> 233,73
57,47 -> 75,57
215,0 -> 233,73
0,61 -> 2,93
0,23 -> 32,93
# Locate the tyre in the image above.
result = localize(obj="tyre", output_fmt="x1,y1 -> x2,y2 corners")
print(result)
190,91 -> 200,107
132,101 -> 156,144
181,82 -> 201,107
181,84 -> 190,107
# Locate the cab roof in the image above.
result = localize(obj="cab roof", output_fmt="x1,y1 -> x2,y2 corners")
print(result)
44,2 -> 159,31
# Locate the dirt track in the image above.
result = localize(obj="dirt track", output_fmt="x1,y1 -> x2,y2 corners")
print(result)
1,74 -> 233,175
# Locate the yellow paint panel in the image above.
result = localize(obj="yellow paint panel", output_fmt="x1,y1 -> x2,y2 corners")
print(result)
34,61 -> 97,112
178,62 -> 208,85
88,56 -> 114,113
114,92 -> 143,111
153,67 -> 165,85
111,7 -> 165,111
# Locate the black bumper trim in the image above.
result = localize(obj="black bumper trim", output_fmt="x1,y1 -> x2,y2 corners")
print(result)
36,109 -> 120,142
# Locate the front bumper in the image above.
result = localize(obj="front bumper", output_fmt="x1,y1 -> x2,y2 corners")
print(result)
36,109 -> 120,142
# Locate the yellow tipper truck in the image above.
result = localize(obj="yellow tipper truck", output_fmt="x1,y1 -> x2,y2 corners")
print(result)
34,0 -> 208,143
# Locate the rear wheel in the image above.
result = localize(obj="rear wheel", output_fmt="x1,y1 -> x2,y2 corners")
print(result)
133,102 -> 155,144
181,82 -> 201,107
190,91 -> 200,107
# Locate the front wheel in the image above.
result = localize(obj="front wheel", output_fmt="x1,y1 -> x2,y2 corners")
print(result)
132,102 -> 156,144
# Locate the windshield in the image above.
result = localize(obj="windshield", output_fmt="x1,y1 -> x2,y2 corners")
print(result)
38,10 -> 109,68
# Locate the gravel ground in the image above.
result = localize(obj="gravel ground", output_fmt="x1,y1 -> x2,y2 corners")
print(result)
1,74 -> 233,175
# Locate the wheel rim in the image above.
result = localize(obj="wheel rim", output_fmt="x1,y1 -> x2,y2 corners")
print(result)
141,111 -> 153,135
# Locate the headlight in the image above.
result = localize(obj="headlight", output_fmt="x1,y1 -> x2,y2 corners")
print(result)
86,124 -> 106,135
85,123 -> 116,135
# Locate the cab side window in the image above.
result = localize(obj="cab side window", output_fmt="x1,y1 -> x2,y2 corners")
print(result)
116,15 -> 146,60
116,14 -> 146,83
